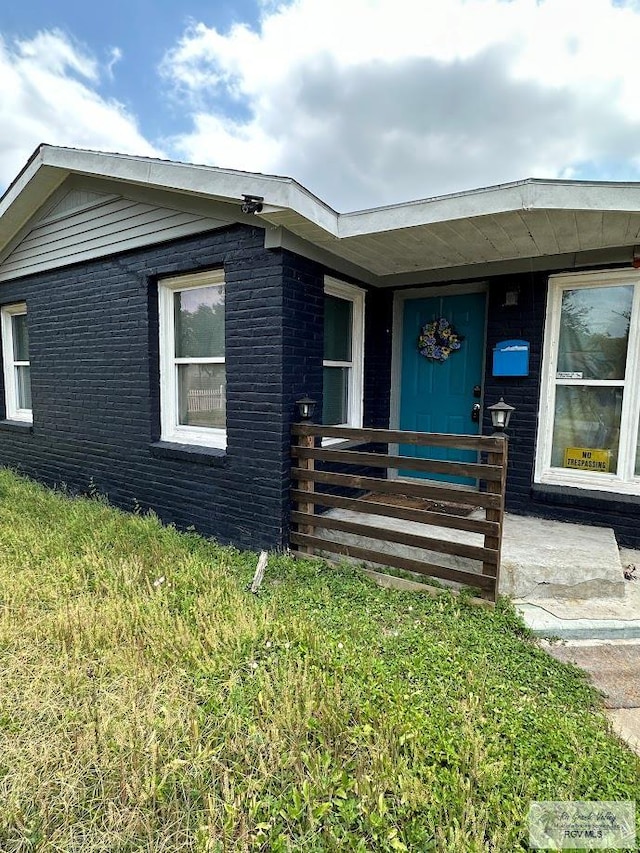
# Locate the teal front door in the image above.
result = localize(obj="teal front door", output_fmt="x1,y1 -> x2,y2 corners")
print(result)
398,292 -> 486,485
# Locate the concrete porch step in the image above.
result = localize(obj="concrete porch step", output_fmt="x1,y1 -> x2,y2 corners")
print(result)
501,514 -> 624,600
516,601 -> 640,640
313,506 -> 640,638
315,508 -> 626,601
515,579 -> 640,640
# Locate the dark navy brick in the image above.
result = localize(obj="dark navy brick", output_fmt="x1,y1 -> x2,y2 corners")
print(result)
484,269 -> 640,547
0,225 -> 291,550
2,223 -> 636,552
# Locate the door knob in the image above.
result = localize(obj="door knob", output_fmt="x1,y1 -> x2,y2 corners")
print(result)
471,403 -> 481,422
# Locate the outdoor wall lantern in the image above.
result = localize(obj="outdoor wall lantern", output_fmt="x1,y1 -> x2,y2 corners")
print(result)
487,397 -> 515,433
502,286 -> 520,308
296,396 -> 317,421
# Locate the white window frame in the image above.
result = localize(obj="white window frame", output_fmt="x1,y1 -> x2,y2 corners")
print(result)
1,302 -> 32,424
159,269 -> 226,449
322,277 -> 365,437
535,268 -> 640,495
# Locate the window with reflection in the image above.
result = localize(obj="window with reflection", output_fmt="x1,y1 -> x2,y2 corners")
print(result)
1,303 -> 32,423
537,272 -> 640,492
322,279 -> 365,429
159,270 -> 226,448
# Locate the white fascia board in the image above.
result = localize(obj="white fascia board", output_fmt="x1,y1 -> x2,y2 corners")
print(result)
39,146 -> 341,235
0,155 -> 70,248
6,146 -> 640,268
337,180 -> 531,237
525,179 -> 640,213
337,177 -> 640,238
0,145 -> 341,259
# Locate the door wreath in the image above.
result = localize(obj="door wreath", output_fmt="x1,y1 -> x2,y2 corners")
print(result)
418,318 -> 464,362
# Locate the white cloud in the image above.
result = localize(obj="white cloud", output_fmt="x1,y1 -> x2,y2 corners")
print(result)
106,46 -> 123,80
0,30 -> 160,189
160,0 -> 640,209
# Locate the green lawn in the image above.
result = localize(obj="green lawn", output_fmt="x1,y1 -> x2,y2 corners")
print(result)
0,469 -> 637,852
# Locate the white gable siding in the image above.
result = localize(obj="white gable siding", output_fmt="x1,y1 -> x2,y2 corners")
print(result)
37,189 -> 116,224
0,194 -> 232,282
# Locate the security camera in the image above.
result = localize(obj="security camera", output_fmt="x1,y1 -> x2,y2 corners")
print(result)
241,194 -> 264,214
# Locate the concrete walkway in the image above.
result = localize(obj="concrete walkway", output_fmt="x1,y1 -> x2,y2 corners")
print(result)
606,709 -> 640,756
521,548 -> 640,758
542,638 -> 640,757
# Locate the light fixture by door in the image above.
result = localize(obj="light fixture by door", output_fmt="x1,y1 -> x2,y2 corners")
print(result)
487,397 -> 515,433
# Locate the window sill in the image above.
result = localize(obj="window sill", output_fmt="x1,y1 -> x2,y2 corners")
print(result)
149,441 -> 227,467
535,471 -> 640,498
532,482 -> 640,509
0,419 -> 33,433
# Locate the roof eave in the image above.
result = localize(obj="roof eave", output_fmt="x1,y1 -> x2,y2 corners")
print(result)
4,146 -> 640,284
0,145 -> 342,257
337,179 -> 640,238
0,147 -> 72,249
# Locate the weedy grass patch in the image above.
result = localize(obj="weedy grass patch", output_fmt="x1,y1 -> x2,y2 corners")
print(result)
0,469 -> 637,851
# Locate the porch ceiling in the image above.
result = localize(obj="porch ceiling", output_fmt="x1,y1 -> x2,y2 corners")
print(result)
349,210 -> 640,274
267,208 -> 640,275
261,190 -> 640,284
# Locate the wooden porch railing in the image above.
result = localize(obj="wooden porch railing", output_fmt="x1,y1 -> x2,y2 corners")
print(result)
290,424 -> 508,603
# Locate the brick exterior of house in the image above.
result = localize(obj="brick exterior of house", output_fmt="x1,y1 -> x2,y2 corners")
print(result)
0,221 -> 637,549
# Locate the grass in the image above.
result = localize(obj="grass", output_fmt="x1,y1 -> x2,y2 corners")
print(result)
0,469 -> 637,851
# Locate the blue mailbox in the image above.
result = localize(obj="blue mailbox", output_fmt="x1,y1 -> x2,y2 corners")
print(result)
492,339 -> 530,377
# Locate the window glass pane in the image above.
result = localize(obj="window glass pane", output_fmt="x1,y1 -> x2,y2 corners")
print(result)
324,295 -> 352,362
323,366 -> 349,425
178,364 -> 226,428
15,365 -> 31,410
174,285 -> 225,358
551,385 -> 623,472
557,285 -> 632,380
12,314 -> 29,362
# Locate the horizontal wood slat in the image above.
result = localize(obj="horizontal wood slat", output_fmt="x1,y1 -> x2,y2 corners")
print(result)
292,423 -> 507,453
291,511 -> 497,564
291,445 -> 503,481
290,533 -> 495,591
290,424 -> 507,602
291,468 -> 502,509
290,490 -> 499,536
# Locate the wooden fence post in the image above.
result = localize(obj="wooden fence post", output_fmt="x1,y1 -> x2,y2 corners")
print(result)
483,436 -> 507,602
296,427 -> 315,554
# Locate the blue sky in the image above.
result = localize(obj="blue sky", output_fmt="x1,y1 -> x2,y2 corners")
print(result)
3,0 -> 640,210
1,0 -> 260,138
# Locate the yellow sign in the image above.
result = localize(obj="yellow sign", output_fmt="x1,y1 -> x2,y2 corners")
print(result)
564,447 -> 611,472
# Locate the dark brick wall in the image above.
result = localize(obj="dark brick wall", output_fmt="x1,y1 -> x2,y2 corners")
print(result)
279,254 -> 393,537
281,251 -> 325,429
364,288 -> 394,428
279,254 -> 394,433
0,232 -> 390,554
5,222 -> 634,551
483,272 -> 547,509
0,225 -> 290,550
483,270 -> 640,548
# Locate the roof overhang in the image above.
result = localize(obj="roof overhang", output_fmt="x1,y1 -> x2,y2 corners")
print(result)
3,144 -> 640,286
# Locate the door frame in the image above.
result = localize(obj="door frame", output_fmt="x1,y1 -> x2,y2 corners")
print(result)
389,281 -> 490,483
